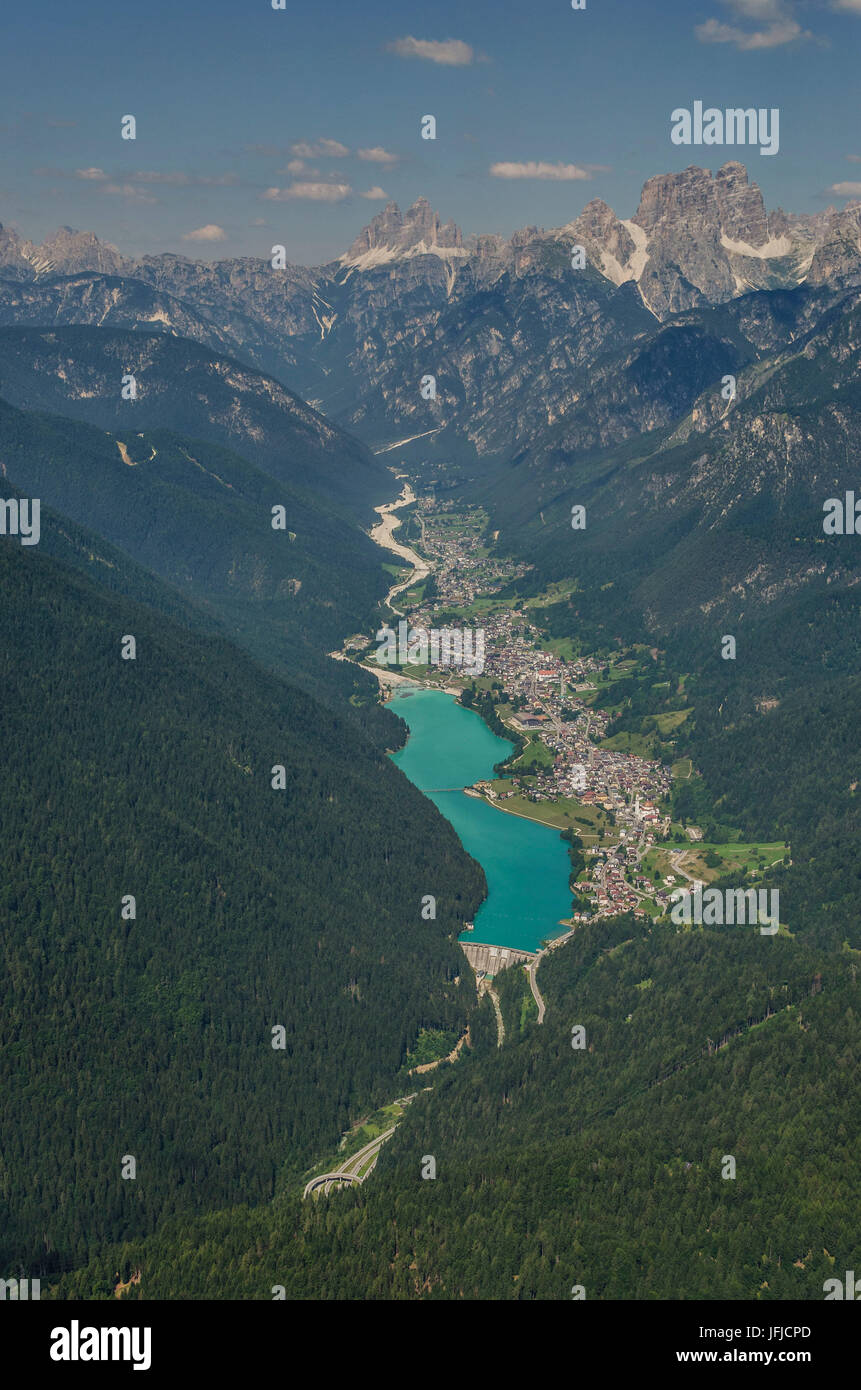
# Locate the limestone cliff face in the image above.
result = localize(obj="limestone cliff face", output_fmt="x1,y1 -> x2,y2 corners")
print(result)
0,222 -> 128,279
626,164 -> 821,316
344,197 -> 463,262
0,222 -> 36,278
714,162 -> 771,245
805,204 -> 861,291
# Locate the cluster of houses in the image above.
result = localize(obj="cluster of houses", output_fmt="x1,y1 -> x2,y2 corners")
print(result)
578,845 -> 646,918
393,500 -> 686,923
516,726 -> 672,819
571,837 -> 685,921
415,506 -> 530,609
481,619 -> 603,698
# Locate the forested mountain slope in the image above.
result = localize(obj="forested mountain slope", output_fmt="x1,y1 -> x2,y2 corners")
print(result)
473,288 -> 861,635
49,916 -> 858,1300
0,533 -> 484,1276
0,326 -> 388,517
0,394 -> 387,707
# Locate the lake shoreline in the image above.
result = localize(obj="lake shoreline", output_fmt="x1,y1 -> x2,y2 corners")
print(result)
387,686 -> 572,953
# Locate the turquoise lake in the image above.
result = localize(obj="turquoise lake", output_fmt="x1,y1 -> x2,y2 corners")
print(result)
388,686 -> 572,952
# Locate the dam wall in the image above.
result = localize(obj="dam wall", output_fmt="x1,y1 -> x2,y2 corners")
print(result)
460,941 -> 537,977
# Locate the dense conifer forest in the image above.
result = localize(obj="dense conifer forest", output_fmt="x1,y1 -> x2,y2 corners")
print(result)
0,535 -> 483,1276
48,916 -> 857,1300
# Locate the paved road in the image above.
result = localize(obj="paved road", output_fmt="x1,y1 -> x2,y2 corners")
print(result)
525,958 -> 546,1024
487,984 -> 505,1047
669,849 -> 700,884
303,1126 -> 397,1199
525,928 -> 577,1026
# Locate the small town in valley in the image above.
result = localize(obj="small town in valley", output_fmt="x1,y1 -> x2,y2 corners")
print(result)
347,487 -> 696,923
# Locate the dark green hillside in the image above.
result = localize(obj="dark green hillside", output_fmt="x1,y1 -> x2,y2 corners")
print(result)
475,293 -> 861,638
0,535 -> 484,1275
0,326 -> 388,517
0,396 -> 386,706
663,588 -> 861,951
50,916 -> 858,1300
0,476 -> 220,635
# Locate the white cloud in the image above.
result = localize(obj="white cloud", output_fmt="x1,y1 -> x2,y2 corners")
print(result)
489,161 -> 592,181
132,171 -> 238,187
263,182 -> 352,202
832,0 -> 861,12
358,146 -> 399,165
182,224 -> 228,242
278,164 -> 321,178
695,0 -> 811,47
290,139 -> 349,158
695,16 -> 807,47
250,218 -> 268,226
103,183 -> 157,203
829,181 -> 861,196
74,167 -> 237,188
134,170 -> 190,185
847,154 -> 861,163
360,186 -> 388,200
386,36 -> 474,65
724,0 -> 786,15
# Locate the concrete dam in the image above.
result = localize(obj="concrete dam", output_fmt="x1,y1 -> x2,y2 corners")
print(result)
460,941 -> 537,977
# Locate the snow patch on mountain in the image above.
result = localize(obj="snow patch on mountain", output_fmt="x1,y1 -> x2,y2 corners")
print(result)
720,232 -> 793,260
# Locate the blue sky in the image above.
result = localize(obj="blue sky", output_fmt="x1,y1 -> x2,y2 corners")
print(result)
1,0 -> 860,263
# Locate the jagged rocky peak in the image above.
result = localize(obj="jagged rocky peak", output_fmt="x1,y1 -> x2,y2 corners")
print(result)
0,221 -> 21,247
347,200 -> 401,256
806,202 -> 861,289
403,196 -> 462,249
509,225 -> 543,249
567,198 -> 638,266
0,222 -> 30,270
0,223 -> 127,278
343,197 -> 463,264
632,162 -> 771,248
43,225 -> 101,252
620,162 -> 816,318
574,198 -> 623,237
634,165 -> 726,235
713,163 -> 770,247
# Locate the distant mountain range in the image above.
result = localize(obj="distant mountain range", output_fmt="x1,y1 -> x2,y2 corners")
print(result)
2,163 -> 859,440
3,163 -> 857,309
3,163 -> 861,632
